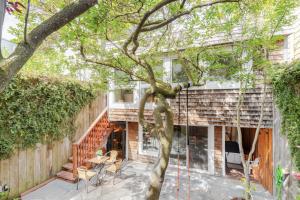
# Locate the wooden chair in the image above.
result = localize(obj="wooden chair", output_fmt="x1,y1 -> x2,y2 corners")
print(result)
249,157 -> 260,175
105,159 -> 127,185
77,167 -> 97,193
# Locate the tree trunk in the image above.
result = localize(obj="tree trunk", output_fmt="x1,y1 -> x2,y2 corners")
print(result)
236,80 -> 267,200
138,91 -> 174,200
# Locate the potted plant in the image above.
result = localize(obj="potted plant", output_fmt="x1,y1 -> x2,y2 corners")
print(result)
96,149 -> 103,158
0,184 -> 9,200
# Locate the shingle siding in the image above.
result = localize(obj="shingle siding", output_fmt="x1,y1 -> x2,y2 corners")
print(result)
109,87 -> 273,128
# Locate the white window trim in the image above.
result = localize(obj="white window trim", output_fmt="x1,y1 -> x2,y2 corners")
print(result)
208,125 -> 215,175
222,125 -> 226,176
126,121 -> 129,160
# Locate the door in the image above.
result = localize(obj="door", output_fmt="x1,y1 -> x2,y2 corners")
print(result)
255,128 -> 273,193
189,126 -> 208,171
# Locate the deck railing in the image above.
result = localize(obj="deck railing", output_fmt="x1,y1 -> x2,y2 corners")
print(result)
72,107 -> 111,176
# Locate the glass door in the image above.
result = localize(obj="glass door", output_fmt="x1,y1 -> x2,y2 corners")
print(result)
170,125 -> 187,166
188,126 -> 208,171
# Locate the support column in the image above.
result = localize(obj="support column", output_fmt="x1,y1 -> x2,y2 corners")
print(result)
222,125 -> 226,176
208,125 -> 215,175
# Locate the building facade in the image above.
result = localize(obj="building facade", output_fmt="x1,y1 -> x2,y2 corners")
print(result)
106,10 -> 300,196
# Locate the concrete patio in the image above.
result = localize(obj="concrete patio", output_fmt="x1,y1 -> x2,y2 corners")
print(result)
22,161 -> 273,200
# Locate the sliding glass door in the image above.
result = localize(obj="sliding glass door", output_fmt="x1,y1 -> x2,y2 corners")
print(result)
188,126 -> 208,171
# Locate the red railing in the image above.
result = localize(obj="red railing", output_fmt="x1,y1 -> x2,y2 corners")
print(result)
72,108 -> 111,176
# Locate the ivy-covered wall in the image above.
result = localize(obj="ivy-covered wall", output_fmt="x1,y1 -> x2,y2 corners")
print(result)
0,76 -> 95,160
272,61 -> 300,170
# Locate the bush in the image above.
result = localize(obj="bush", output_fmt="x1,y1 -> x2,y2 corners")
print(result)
0,75 -> 95,159
272,61 -> 300,170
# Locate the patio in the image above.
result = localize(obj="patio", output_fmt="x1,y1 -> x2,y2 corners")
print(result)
22,161 -> 273,200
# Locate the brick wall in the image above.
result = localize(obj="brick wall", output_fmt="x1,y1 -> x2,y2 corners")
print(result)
214,126 -> 223,175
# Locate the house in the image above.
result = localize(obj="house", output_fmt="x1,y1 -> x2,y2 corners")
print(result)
105,9 -> 300,196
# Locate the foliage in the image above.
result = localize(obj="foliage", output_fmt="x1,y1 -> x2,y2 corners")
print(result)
0,75 -> 95,160
272,61 -> 300,170
0,191 -> 9,200
7,0 -> 299,198
275,165 -> 284,199
241,177 -> 256,199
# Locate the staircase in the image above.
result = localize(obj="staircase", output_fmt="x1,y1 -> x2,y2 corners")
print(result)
57,108 -> 113,182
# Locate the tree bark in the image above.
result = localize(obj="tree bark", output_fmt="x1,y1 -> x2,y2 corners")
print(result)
0,0 -> 5,60
146,95 -> 174,200
0,0 -> 97,92
139,91 -> 175,200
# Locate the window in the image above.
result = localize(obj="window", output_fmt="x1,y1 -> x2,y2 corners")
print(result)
201,47 -> 241,81
172,59 -> 188,83
169,125 -> 187,166
114,89 -> 134,103
142,126 -> 159,152
206,54 -> 237,80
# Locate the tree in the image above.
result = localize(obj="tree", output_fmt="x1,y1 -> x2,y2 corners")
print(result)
11,0 -> 298,199
0,0 -> 98,92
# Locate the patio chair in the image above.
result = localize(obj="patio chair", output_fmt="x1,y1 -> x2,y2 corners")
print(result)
105,159 -> 128,185
76,167 -> 97,193
105,150 -> 118,163
249,157 -> 260,174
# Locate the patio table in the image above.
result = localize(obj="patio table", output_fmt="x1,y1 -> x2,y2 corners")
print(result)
88,156 -> 109,185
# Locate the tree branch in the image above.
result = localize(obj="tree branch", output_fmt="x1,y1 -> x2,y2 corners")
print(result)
141,0 -> 240,32
24,0 -> 31,43
0,0 -> 5,60
247,77 -> 267,162
0,0 -> 98,93
123,0 -> 177,54
79,44 -> 147,82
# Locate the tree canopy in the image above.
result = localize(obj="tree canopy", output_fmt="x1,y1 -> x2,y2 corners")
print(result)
6,0 -> 299,199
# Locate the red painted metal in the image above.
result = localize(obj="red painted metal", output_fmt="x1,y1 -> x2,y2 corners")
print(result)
72,108 -> 111,176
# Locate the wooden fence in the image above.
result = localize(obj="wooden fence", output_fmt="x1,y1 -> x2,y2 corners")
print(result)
0,93 -> 106,198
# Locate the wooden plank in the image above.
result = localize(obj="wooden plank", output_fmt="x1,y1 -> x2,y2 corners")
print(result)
26,148 -> 34,190
18,150 -> 27,194
56,141 -> 63,172
0,159 -> 9,190
46,144 -> 53,177
52,142 -> 59,175
40,144 -> 48,182
34,144 -> 41,186
9,151 -> 19,198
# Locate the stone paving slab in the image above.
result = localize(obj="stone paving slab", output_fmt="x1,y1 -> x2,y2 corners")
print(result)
22,161 -> 273,200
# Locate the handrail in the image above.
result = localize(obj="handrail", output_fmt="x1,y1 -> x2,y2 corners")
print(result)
72,107 -> 111,176
75,107 -> 108,145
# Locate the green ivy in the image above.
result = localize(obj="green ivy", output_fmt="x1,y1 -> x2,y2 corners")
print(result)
0,76 -> 95,160
272,61 -> 300,170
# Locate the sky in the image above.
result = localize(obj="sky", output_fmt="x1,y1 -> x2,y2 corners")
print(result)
3,13 -> 18,40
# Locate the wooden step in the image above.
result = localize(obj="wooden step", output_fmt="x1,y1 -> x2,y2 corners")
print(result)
56,171 -> 76,183
62,162 -> 73,171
